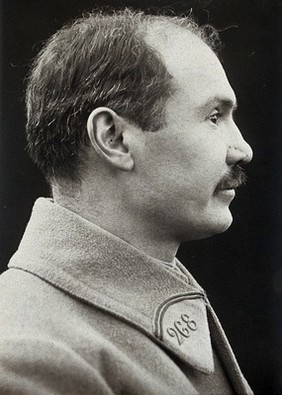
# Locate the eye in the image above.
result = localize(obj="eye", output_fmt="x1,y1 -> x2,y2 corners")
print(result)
209,110 -> 221,125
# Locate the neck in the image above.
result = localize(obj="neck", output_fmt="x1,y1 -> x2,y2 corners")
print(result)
53,189 -> 179,264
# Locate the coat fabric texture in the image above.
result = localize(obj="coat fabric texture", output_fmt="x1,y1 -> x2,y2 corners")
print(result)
0,198 -> 253,395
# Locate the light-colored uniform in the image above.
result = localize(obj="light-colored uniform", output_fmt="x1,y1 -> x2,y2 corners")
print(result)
0,198 -> 253,394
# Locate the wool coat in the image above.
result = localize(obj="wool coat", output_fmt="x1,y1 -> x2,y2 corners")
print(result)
0,198 -> 253,395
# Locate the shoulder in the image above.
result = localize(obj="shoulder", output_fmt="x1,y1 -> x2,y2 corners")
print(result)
0,268 -> 197,395
0,268 -> 75,334
0,335 -> 113,395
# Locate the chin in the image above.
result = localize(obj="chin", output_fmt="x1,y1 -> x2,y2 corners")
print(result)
201,211 -> 234,239
178,210 -> 234,242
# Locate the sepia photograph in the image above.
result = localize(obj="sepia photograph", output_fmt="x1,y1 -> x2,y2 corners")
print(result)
0,1 -> 281,394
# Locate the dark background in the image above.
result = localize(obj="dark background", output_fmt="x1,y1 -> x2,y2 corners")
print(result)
0,0 -> 281,393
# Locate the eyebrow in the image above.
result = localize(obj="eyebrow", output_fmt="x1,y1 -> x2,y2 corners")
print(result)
197,96 -> 238,114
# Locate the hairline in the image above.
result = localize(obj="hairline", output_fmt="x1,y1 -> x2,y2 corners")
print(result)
25,10 -> 221,187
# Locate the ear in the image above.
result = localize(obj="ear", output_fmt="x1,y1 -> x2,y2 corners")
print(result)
87,107 -> 134,171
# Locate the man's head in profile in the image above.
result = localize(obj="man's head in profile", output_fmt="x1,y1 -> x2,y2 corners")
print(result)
26,9 -> 252,261
0,9 -> 254,395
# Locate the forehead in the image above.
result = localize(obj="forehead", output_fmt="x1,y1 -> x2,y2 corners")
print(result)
146,25 -> 236,109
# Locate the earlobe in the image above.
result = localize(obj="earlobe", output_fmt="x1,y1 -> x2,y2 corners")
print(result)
87,107 -> 134,171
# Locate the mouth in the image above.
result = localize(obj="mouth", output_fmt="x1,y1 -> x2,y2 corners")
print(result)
214,183 -> 238,196
214,187 -> 236,203
214,165 -> 247,196
217,188 -> 236,197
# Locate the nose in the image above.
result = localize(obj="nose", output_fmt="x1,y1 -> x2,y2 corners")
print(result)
226,124 -> 253,166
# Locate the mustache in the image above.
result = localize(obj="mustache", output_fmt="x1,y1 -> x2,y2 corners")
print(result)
214,165 -> 247,195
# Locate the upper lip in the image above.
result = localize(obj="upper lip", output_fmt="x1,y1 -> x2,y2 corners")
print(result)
215,165 -> 247,194
219,184 -> 236,191
215,179 -> 242,194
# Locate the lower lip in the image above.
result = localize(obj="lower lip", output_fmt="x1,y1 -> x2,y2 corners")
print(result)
218,189 -> 235,199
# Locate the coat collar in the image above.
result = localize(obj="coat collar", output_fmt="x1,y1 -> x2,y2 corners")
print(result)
9,198 -> 214,373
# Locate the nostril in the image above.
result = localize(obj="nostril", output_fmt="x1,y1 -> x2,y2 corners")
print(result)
237,156 -> 250,166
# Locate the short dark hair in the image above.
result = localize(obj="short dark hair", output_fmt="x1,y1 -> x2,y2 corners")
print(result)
25,8 -> 221,183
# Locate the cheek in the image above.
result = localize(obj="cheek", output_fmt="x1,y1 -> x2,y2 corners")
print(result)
173,142 -> 225,191
139,131 -> 226,196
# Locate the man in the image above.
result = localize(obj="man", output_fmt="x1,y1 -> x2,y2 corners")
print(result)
0,8 -> 253,394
